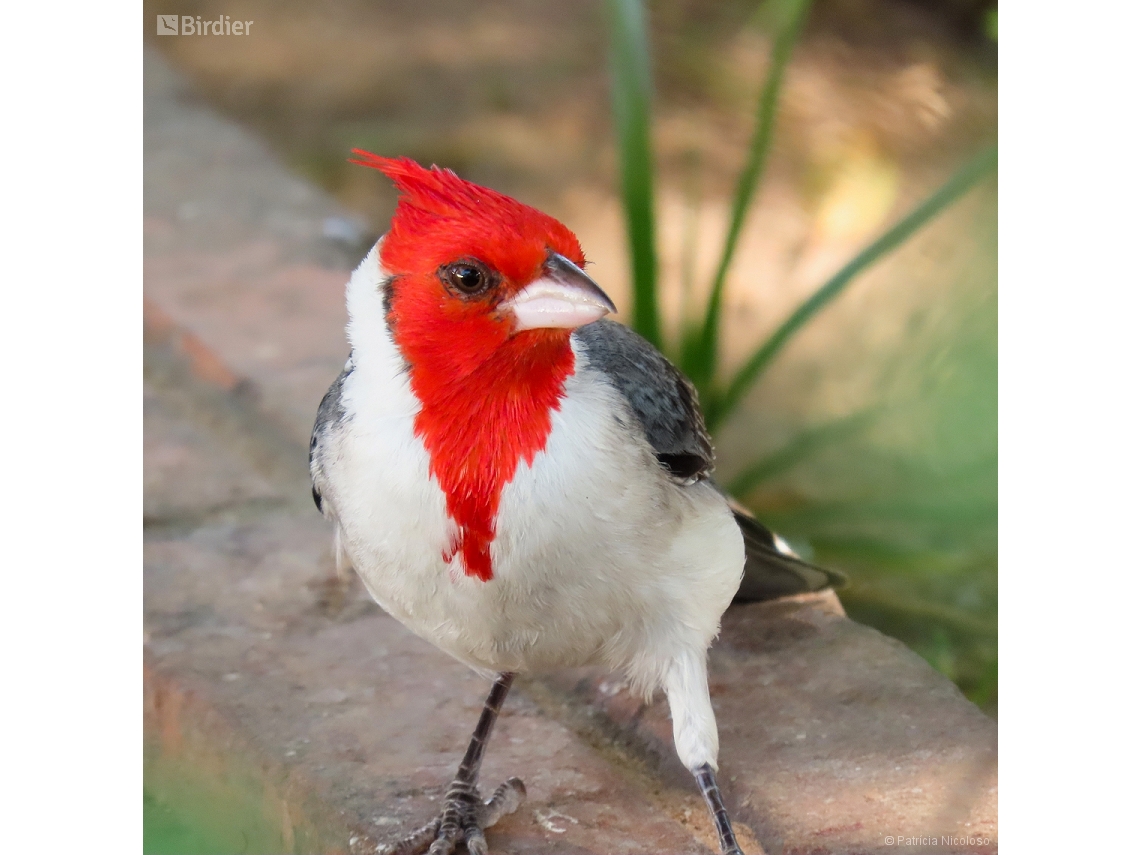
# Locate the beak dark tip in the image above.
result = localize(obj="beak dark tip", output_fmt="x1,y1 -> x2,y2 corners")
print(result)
546,251 -> 617,315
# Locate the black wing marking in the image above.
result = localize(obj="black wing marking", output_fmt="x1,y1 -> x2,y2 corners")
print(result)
310,359 -> 353,513
573,319 -> 714,483
724,494 -> 847,601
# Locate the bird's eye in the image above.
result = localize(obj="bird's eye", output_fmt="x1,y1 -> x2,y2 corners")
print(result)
441,261 -> 495,297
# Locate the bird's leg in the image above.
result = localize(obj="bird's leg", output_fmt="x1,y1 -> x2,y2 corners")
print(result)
694,763 -> 745,855
379,672 -> 527,855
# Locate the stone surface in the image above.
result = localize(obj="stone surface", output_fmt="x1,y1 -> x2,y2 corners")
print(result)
145,47 -> 360,446
144,45 -> 997,855
547,596 -> 997,855
147,508 -> 735,855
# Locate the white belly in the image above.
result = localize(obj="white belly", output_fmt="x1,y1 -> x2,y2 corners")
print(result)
325,342 -> 744,693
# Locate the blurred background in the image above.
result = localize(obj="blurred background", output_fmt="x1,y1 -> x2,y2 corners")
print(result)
145,0 -> 996,717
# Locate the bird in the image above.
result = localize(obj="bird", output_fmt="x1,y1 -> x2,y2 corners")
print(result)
309,152 -> 843,855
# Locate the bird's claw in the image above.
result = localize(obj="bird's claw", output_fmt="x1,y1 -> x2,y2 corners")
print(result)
377,777 -> 527,855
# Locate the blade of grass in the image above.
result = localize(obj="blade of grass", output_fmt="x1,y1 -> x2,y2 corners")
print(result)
685,0 -> 814,388
840,583 -> 997,637
675,148 -> 702,357
726,407 -> 878,496
605,0 -> 661,348
709,143 -> 998,429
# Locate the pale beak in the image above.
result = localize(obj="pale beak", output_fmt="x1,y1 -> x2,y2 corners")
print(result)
504,252 -> 617,333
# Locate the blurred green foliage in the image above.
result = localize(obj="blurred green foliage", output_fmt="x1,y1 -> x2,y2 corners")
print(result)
605,0 -> 997,712
144,784 -> 282,855
145,789 -> 228,855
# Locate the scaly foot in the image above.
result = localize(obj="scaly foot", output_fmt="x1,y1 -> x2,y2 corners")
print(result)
378,776 -> 527,855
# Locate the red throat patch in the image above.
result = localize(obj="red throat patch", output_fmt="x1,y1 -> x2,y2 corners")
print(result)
392,294 -> 575,583
352,152 -> 586,582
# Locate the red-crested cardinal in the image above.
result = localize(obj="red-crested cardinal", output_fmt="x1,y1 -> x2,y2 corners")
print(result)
310,153 -> 842,855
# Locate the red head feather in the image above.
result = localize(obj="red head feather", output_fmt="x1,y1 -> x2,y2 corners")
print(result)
350,151 -> 585,583
349,151 -> 585,280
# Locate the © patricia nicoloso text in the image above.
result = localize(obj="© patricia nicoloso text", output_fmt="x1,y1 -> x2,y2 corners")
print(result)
883,835 -> 992,847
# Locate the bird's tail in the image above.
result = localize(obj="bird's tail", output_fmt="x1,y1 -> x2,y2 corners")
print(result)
727,500 -> 847,602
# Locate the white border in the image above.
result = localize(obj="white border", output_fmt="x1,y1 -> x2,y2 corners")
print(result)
2,3 -> 140,848
1001,0 -> 1140,849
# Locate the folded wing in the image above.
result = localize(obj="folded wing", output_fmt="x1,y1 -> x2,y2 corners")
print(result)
573,320 -> 845,602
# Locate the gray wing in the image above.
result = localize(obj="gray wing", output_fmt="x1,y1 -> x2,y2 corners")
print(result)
309,359 -> 353,514
573,319 -> 713,483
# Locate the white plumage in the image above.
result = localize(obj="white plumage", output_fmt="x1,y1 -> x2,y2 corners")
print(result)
314,244 -> 744,772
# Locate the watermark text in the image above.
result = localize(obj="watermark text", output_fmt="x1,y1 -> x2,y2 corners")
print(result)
157,15 -> 253,36
883,834 -> 992,847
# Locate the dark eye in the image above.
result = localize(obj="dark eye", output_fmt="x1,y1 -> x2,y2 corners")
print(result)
441,261 -> 494,296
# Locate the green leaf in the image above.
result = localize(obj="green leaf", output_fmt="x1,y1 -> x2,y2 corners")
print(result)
675,148 -> 703,360
725,407 -> 878,496
984,7 -> 998,42
684,0 -> 814,388
839,584 -> 997,638
709,143 -> 998,430
605,0 -> 661,348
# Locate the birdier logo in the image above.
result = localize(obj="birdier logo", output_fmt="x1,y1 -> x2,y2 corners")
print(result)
156,15 -> 254,36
